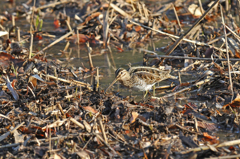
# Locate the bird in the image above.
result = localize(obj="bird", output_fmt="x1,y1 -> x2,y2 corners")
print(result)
106,66 -> 177,97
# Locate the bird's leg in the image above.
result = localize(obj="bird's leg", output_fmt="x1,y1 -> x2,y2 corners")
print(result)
143,90 -> 148,99
153,85 -> 156,97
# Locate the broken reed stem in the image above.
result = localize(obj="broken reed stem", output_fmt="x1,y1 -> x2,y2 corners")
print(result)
180,139 -> 240,154
54,68 -> 59,89
70,117 -> 85,129
95,133 -> 117,155
110,3 -> 131,18
162,78 -> 212,98
224,25 -> 240,41
159,0 -> 220,65
198,0 -> 204,15
205,154 -> 240,159
86,42 -> 94,71
220,5 -> 233,101
34,30 -> 74,57
0,24 -> 4,30
207,31 -> 232,44
141,49 -> 240,61
65,17 -> 73,32
171,3 -> 182,31
83,136 -> 93,149
225,0 -> 229,12
49,126 -> 51,154
36,0 -> 75,10
12,15 -> 15,27
96,67 -> 99,91
98,118 -> 108,144
30,0 -> 36,33
42,74 -> 92,88
57,102 -> 66,118
29,33 -> 33,59
103,0 -> 112,47
77,30 -> 79,45
17,27 -> 20,42
63,41 -> 70,52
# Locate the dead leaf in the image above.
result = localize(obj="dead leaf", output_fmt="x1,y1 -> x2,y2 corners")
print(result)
130,112 -> 146,123
82,106 -> 98,114
223,94 -> 240,108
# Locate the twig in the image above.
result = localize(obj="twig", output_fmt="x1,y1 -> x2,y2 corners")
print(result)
171,3 -> 182,31
65,18 -> 73,32
77,30 -> 79,45
86,42 -> 94,71
57,102 -> 66,118
42,74 -> 92,89
225,0 -> 229,12
95,133 -> 117,155
198,0 -> 204,15
29,33 -> 33,59
180,139 -> 240,154
207,31 -> 232,44
36,0 -> 76,10
30,0 -> 36,33
17,27 -> 21,42
205,154 -> 240,159
49,126 -> 51,154
34,30 -> 74,57
12,15 -> 15,27
103,0 -> 112,47
63,41 -> 70,52
141,49 -> 240,61
96,67 -> 99,91
162,78 -> 212,98
0,143 -> 21,149
98,118 -> 108,144
70,117 -> 85,129
224,25 -> 240,42
110,3 -> 131,18
221,5 -> 233,101
83,136 -> 93,149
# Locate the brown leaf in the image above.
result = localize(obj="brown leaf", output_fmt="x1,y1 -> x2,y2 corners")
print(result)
79,12 -> 101,26
130,112 -> 146,123
82,106 -> 98,114
223,94 -> 240,108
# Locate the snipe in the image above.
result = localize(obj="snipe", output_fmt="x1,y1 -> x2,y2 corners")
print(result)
106,66 -> 176,96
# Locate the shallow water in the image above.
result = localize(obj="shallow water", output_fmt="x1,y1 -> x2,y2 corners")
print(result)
1,0 -> 240,144
0,1 -> 173,96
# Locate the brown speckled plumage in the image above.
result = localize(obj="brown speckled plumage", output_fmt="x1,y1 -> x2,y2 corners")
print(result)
106,66 -> 176,92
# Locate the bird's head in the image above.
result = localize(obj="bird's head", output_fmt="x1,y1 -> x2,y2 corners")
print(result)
115,68 -> 129,81
105,68 -> 129,92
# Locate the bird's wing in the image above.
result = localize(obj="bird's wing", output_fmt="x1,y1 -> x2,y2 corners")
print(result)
133,71 -> 163,83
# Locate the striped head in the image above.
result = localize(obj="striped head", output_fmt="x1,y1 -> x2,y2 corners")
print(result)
105,68 -> 130,92
115,68 -> 130,81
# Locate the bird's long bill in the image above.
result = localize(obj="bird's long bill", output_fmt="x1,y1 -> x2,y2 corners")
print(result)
105,78 -> 119,93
